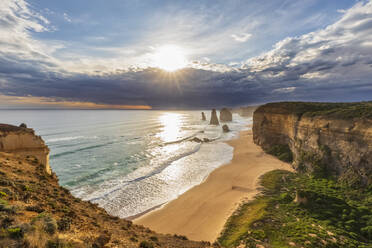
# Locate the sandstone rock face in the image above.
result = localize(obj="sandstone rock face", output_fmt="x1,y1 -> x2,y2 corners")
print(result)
0,124 -> 51,174
201,112 -> 206,121
222,124 -> 230,133
253,103 -> 372,185
220,108 -> 232,122
210,109 -> 219,125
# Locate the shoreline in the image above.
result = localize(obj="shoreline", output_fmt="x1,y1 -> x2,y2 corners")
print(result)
134,128 -> 293,242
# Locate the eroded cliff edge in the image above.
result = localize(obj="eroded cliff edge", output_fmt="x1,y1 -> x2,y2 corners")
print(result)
253,102 -> 372,185
0,124 -> 51,175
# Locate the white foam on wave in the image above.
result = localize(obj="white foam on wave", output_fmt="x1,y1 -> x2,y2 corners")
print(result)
92,142 -> 234,218
47,136 -> 84,143
71,141 -> 202,201
67,111 -> 252,218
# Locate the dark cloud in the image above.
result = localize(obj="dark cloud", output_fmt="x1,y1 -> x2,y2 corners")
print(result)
1,1 -> 372,108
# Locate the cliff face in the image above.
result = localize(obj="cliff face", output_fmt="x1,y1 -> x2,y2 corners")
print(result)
0,124 -> 51,174
253,102 -> 372,185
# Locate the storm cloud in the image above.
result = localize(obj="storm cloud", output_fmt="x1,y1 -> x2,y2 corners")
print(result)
1,0 -> 372,108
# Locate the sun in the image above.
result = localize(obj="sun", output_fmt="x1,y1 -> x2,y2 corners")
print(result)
152,45 -> 187,72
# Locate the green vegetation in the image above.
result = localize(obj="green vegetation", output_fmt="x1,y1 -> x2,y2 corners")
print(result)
257,101 -> 372,119
218,170 -> 372,248
7,227 -> 23,238
265,144 -> 293,163
139,240 -> 154,248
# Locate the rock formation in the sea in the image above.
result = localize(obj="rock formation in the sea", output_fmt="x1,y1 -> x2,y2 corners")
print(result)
209,109 -> 219,125
222,124 -> 230,133
0,124 -> 51,174
201,112 -> 206,121
191,137 -> 203,143
220,108 -> 232,122
253,102 -> 372,185
0,124 -> 210,248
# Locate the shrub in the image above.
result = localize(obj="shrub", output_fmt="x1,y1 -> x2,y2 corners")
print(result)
149,236 -> 158,242
139,240 -> 154,248
46,238 -> 73,248
266,144 -> 293,163
279,192 -> 293,203
32,213 -> 58,235
57,216 -> 72,231
7,227 -> 23,238
44,217 -> 58,234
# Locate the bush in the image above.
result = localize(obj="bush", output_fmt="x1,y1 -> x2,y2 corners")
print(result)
149,236 -> 158,242
7,227 -> 23,238
266,144 -> 293,163
279,192 -> 293,203
57,216 -> 72,231
44,217 -> 58,235
46,238 -> 72,248
32,213 -> 58,235
139,241 -> 154,248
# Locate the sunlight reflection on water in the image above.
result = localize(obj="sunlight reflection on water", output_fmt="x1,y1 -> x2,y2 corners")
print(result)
157,112 -> 184,143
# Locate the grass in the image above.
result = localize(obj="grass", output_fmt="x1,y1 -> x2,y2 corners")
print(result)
256,101 -> 372,119
218,199 -> 268,247
218,170 -> 372,248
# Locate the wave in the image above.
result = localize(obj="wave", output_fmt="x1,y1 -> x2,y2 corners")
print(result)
46,136 -> 85,143
83,143 -> 202,202
50,141 -> 115,159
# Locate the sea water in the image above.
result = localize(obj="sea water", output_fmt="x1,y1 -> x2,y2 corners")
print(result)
0,110 -> 251,217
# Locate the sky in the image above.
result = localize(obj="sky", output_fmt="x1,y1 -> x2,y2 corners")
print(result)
1,0 -> 372,109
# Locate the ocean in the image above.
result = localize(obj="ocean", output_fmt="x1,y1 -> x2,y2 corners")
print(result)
0,110 -> 251,218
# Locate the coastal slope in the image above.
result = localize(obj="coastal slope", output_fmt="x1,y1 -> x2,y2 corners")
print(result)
0,124 -> 210,248
135,130 -> 292,242
218,102 -> 372,247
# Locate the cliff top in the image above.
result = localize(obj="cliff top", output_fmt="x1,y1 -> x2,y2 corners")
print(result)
0,124 -> 34,134
255,101 -> 372,119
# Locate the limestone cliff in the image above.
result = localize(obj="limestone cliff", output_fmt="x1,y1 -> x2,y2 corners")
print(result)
253,102 -> 372,185
0,124 -> 51,174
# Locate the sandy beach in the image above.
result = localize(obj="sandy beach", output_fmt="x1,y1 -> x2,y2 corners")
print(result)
134,129 -> 293,242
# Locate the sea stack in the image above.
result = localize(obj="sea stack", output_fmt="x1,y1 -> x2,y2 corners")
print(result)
210,109 -> 219,125
220,108 -> 232,122
201,112 -> 206,121
222,124 -> 230,132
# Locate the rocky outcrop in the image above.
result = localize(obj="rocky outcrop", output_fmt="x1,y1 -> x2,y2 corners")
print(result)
210,109 -> 219,125
0,124 -> 51,174
201,112 -> 206,121
220,108 -> 232,122
253,102 -> 372,185
222,124 -> 230,133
